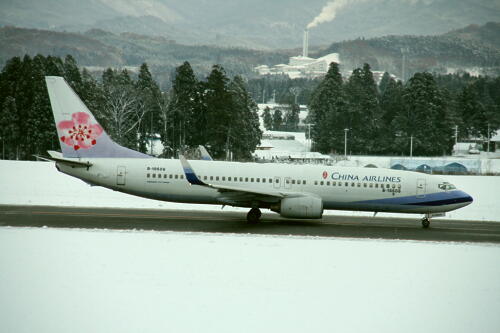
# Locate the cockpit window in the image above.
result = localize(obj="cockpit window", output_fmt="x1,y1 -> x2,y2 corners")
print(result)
438,182 -> 456,191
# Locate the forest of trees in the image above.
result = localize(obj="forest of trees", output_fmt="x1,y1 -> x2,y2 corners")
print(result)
0,55 -> 261,161
0,54 -> 499,161
307,63 -> 500,156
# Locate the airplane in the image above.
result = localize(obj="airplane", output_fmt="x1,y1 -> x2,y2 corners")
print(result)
43,76 -> 473,228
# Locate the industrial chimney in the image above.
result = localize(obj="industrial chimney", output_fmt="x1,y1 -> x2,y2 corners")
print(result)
302,29 -> 309,58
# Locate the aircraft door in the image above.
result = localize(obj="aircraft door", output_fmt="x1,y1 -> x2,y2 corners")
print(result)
117,166 -> 126,185
273,176 -> 281,189
416,178 -> 426,198
284,177 -> 292,189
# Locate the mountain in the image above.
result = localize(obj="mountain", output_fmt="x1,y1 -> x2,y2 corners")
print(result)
1,0 -> 499,49
0,26 -> 289,88
317,22 -> 500,78
0,26 -> 124,67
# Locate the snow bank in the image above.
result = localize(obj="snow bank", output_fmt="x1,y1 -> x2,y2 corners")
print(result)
1,227 -> 499,333
0,160 -> 498,221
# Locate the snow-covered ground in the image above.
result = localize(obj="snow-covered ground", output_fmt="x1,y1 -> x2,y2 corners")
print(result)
0,160 -> 498,221
1,227 -> 499,333
1,160 -> 500,332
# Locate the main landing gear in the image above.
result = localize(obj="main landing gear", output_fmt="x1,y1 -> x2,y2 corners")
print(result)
421,216 -> 430,229
247,208 -> 262,224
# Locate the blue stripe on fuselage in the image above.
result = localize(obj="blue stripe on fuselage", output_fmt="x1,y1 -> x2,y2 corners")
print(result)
354,190 -> 473,207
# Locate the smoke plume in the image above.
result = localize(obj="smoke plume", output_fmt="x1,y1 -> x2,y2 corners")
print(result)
307,0 -> 351,29
307,0 -> 429,29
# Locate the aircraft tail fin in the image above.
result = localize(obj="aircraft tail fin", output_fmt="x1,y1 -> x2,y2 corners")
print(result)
45,76 -> 152,159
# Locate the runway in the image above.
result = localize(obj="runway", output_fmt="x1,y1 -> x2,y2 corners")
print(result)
1,205 -> 499,244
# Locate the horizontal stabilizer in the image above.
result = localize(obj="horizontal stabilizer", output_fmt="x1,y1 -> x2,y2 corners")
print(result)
36,150 -> 93,168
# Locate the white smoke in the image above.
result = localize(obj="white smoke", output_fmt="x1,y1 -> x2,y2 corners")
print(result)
307,0 -> 431,29
307,0 -> 351,29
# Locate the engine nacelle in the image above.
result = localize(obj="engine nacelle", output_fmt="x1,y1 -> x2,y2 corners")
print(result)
272,195 -> 323,219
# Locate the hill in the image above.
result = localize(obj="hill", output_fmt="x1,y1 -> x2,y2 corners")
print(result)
1,0 -> 499,49
318,22 -> 500,78
0,26 -> 289,87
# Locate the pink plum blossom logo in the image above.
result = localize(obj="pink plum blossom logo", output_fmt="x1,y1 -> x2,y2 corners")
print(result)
57,112 -> 103,150
322,171 -> 328,179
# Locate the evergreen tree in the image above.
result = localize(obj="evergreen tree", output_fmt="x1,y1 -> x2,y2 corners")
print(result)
308,62 -> 345,154
378,72 -> 392,95
164,61 -> 199,157
136,63 -> 163,153
344,63 -> 381,154
228,75 -> 262,160
394,72 -> 453,156
0,97 -> 20,159
63,55 -> 82,93
284,103 -> 300,131
262,106 -> 273,130
204,65 -> 234,159
272,109 -> 283,131
379,77 -> 404,154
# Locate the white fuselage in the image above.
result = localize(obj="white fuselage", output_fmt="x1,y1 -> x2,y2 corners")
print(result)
56,158 -> 472,215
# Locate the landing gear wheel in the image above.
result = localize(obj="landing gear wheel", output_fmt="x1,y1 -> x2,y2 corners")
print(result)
247,208 -> 261,224
422,218 -> 430,229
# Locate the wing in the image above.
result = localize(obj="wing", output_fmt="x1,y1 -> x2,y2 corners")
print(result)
179,155 -> 302,205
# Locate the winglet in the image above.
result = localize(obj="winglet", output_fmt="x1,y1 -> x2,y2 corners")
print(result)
179,155 -> 206,186
198,145 -> 213,161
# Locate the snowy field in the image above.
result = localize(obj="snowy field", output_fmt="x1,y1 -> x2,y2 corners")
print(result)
1,160 -> 500,332
1,227 -> 500,333
0,160 -> 498,221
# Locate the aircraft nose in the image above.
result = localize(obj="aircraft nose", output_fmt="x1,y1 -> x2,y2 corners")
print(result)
457,190 -> 473,206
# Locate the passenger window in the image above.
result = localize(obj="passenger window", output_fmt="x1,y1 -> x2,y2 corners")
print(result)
392,184 -> 395,188
320,181 -> 324,186
169,174 -> 173,179
174,175 -> 178,179
303,180 -> 306,185
286,179 -> 290,184
245,177 -> 248,182
332,181 -> 336,186
257,178 -> 260,183
180,175 -> 184,179
152,174 -> 156,178
204,176 -> 207,180
345,182 -> 348,187
164,174 -> 167,178
251,178 -> 254,182
275,178 -> 279,183
363,183 -> 367,188
228,177 -> 232,181
297,180 -> 301,185
357,183 -> 361,187
216,176 -> 219,181
398,184 -> 401,188
240,177 -> 243,182
338,182 -> 342,187
263,178 -> 266,183
314,181 -> 318,185
222,176 -> 225,181
375,183 -> 378,188
351,183 -> 355,187
210,176 -> 213,181
269,178 -> 273,183
326,181 -> 330,186
369,183 -> 373,188
147,173 -> 150,178
386,184 -> 390,188
292,180 -> 296,184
